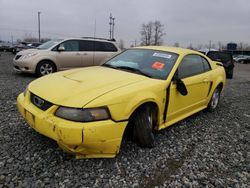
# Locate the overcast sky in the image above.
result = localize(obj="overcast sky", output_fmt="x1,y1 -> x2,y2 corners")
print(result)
0,0 -> 249,48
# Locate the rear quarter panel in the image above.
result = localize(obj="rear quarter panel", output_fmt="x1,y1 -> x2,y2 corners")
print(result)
209,60 -> 226,93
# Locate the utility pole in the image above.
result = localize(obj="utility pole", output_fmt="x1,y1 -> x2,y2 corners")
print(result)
112,17 -> 115,39
109,14 -> 112,40
109,13 -> 115,40
38,11 -> 41,42
11,35 -> 13,45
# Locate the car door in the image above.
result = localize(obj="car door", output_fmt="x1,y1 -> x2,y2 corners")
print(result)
79,40 -> 94,67
166,54 -> 212,123
55,40 -> 83,70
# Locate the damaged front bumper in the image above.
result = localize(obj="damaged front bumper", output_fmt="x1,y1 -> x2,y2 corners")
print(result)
17,93 -> 127,158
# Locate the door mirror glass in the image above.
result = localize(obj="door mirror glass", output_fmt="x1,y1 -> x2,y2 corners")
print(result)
58,46 -> 65,51
176,79 -> 188,96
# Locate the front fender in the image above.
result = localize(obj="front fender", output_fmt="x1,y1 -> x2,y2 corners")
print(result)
112,90 -> 164,121
35,54 -> 57,66
85,80 -> 167,122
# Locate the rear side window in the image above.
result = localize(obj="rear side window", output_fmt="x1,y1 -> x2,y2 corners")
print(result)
79,40 -> 118,52
80,40 -> 94,51
200,56 -> 211,71
178,55 -> 204,79
94,41 -> 118,52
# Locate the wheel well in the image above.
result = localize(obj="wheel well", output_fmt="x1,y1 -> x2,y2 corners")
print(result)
123,102 -> 159,140
217,82 -> 223,91
36,59 -> 57,72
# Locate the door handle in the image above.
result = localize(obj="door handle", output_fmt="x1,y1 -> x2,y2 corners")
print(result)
203,78 -> 209,83
76,52 -> 81,55
83,53 -> 88,55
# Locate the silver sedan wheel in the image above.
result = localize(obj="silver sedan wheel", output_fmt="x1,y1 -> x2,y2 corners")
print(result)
40,63 -> 53,75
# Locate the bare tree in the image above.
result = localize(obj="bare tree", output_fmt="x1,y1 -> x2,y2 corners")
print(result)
187,43 -> 193,49
173,42 -> 180,47
140,21 -> 165,45
140,22 -> 153,45
23,37 -> 50,43
23,37 -> 38,42
197,44 -> 204,50
153,21 -> 165,45
217,42 -> 223,50
40,38 -> 50,43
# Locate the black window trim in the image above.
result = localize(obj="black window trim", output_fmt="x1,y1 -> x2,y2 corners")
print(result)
199,55 -> 212,72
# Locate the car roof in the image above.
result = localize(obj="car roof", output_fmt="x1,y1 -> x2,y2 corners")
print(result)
134,46 -> 201,56
62,37 -> 116,43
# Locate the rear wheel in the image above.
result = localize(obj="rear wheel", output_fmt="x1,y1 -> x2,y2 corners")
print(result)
207,88 -> 221,112
36,61 -> 56,76
133,105 -> 156,147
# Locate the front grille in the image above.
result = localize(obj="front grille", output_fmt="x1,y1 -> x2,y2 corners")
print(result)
30,93 -> 53,111
15,55 -> 22,60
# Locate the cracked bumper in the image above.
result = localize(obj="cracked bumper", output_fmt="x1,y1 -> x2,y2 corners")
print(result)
17,93 -> 127,158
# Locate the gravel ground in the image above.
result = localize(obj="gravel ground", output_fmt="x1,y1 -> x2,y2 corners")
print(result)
0,52 -> 249,187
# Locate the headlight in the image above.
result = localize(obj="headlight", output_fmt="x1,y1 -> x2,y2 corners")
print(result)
55,107 -> 110,122
21,52 -> 37,59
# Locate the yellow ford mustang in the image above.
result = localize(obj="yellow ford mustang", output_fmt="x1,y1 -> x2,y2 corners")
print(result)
17,46 -> 226,158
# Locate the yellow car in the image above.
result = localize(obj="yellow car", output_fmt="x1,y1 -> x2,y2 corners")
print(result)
17,46 -> 226,158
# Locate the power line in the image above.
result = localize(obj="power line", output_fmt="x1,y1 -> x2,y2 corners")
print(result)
0,27 -> 78,38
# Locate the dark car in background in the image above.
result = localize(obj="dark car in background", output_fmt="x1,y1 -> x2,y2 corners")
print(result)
12,42 -> 42,54
206,51 -> 234,79
0,42 -> 13,52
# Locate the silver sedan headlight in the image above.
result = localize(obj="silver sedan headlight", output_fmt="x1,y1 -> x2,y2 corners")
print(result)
21,52 -> 37,59
55,107 -> 110,122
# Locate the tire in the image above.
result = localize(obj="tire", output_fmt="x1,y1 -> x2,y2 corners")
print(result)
36,61 -> 56,76
207,88 -> 221,112
133,105 -> 155,148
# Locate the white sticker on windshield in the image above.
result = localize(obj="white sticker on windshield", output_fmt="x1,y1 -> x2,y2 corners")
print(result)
153,52 -> 172,59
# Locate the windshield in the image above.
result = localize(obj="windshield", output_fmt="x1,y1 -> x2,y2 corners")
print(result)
37,39 -> 63,49
103,49 -> 178,80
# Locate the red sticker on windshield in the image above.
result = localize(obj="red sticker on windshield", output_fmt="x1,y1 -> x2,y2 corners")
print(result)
152,62 -> 165,70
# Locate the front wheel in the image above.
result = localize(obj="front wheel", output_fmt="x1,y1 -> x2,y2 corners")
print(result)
36,61 -> 56,76
133,106 -> 155,148
207,88 -> 221,112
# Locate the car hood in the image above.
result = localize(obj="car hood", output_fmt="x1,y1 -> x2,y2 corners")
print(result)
17,48 -> 47,55
29,66 -> 148,107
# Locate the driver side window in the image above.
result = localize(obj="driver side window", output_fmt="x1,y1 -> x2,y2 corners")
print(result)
178,55 -> 205,79
59,40 -> 80,51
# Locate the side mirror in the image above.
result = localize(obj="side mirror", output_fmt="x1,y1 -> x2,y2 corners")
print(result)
58,46 -> 65,51
176,79 -> 188,96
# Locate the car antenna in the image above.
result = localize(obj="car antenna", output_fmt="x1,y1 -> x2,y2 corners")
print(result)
93,19 -> 96,64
